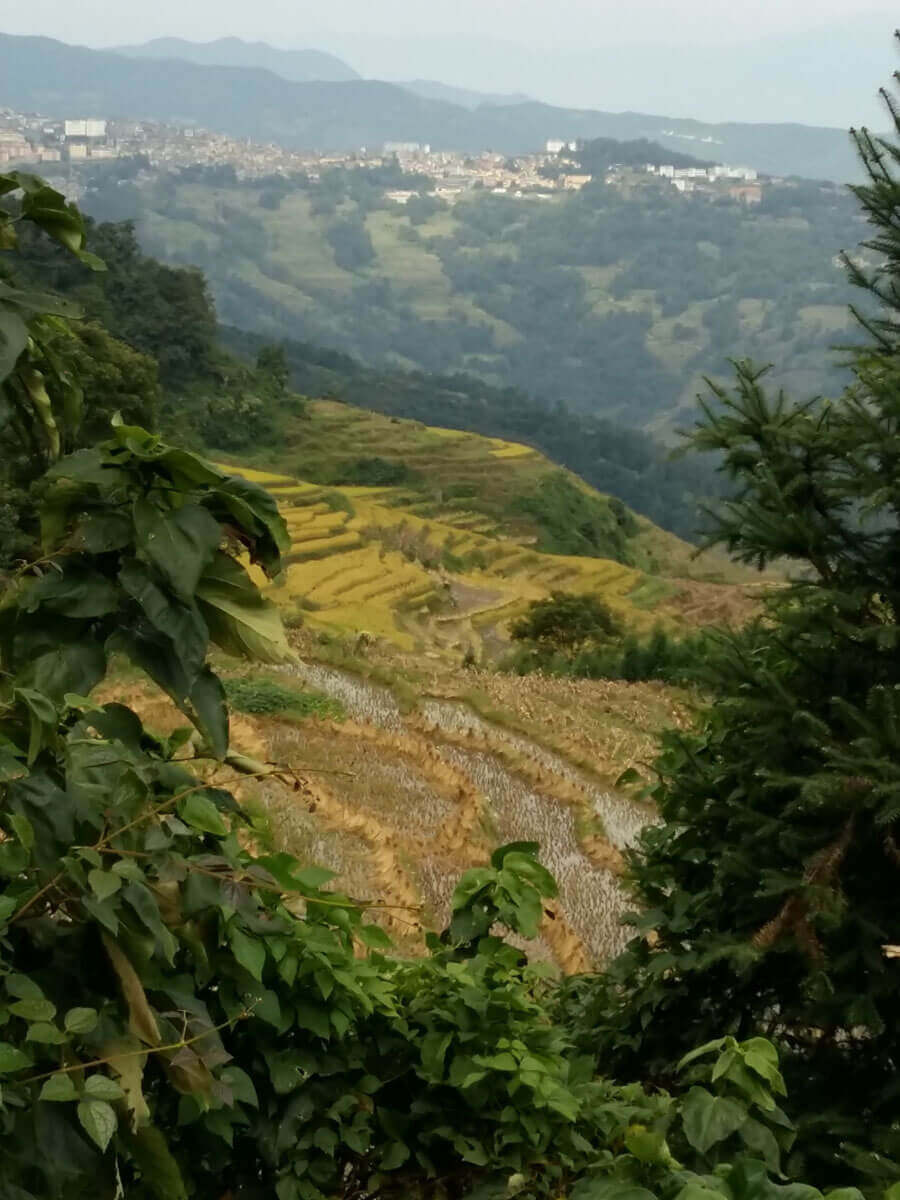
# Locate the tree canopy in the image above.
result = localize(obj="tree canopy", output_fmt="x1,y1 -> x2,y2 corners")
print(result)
563,68 -> 900,1189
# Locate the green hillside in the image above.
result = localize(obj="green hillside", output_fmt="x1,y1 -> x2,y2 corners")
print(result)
85,164 -> 862,433
220,397 -> 723,578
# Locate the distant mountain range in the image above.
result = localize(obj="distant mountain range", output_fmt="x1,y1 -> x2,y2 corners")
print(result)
115,36 -> 359,83
397,80 -> 533,111
306,19 -> 894,129
115,39 -> 534,110
0,32 -> 866,181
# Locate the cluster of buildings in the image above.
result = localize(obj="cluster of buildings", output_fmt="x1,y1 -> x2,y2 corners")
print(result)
642,161 -> 762,203
0,113 -> 118,165
0,105 -> 766,207
379,143 -> 593,202
0,108 -> 596,201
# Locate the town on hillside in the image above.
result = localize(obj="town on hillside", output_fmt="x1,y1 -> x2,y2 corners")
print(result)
0,105 -> 793,208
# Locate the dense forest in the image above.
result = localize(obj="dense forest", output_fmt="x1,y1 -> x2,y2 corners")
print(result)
79,158 -> 863,432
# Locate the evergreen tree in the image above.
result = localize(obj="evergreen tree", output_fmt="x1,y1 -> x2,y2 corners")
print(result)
566,54 -> 900,1185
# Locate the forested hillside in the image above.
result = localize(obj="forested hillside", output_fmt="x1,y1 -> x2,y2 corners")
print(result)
6,211 -> 724,541
81,161 -> 863,434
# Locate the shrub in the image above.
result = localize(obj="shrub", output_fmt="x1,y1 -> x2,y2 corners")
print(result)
224,676 -> 345,719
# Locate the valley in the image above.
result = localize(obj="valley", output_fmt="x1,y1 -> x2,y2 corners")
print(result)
82,161 -> 861,434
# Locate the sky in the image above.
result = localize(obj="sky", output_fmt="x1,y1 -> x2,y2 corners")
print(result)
2,0 -> 889,51
2,1 -> 896,126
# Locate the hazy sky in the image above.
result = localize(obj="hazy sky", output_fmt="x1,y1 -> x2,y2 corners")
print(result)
4,0 -> 891,50
2,2 -> 896,126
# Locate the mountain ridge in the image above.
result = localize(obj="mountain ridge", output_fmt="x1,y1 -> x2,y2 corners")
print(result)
115,35 -> 360,83
0,32 -> 866,180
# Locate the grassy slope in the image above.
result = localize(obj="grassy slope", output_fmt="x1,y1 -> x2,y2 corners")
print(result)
221,402 -> 758,658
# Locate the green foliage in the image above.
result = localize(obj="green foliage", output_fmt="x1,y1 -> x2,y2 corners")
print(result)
329,456 -> 419,487
11,217 -> 304,456
510,590 -> 623,653
510,473 -> 640,561
565,71 -> 900,1186
223,675 -> 345,720
505,625 -> 716,685
0,171 -> 883,1200
327,215 -> 376,272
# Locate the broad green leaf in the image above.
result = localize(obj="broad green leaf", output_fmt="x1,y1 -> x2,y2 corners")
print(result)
381,1142 -> 410,1170
451,867 -> 495,911
294,1002 -> 330,1039
89,869 -> 122,902
39,1072 -> 78,1101
420,1031 -> 452,1079
14,687 -> 57,764
500,851 -> 558,899
118,560 -> 209,682
178,793 -> 228,837
0,1042 -> 33,1073
477,1051 -> 518,1071
221,1065 -> 259,1107
17,642 -> 107,705
184,668 -> 229,760
9,812 -> 34,851
84,1074 -> 125,1101
681,1086 -> 748,1153
673,1185 -> 729,1200
357,924 -> 392,951
229,926 -> 266,981
21,566 -> 119,618
741,1116 -> 782,1173
77,1098 -> 117,1152
0,307 -> 28,382
490,842 -> 540,868
196,553 -> 292,664
570,1182 -> 658,1200
10,997 -> 56,1022
628,1128 -> 676,1166
107,630 -> 228,759
26,1022 -> 67,1043
290,864 -> 337,890
133,499 -> 222,601
742,1037 -> 787,1095
64,1007 -> 98,1035
5,974 -> 44,999
677,1037 -> 729,1072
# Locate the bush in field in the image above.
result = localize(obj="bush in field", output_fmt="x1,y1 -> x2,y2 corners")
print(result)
510,590 -> 622,653
224,675 -> 345,719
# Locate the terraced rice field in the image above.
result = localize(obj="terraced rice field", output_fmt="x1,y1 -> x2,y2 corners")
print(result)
238,661 -> 659,970
229,458 -> 752,658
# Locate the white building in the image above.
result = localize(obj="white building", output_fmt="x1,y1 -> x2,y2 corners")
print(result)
64,119 -> 107,139
545,139 -> 566,154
